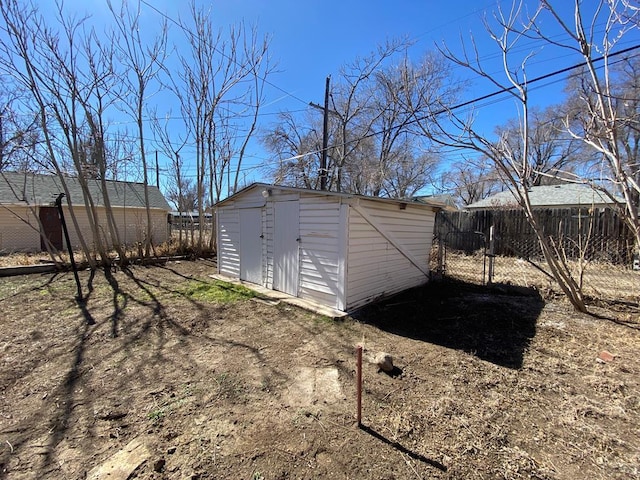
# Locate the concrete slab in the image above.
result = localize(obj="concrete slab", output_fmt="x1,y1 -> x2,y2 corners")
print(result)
208,274 -> 348,319
283,366 -> 344,407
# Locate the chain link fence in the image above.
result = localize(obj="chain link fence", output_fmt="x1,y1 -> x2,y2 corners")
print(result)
432,211 -> 640,306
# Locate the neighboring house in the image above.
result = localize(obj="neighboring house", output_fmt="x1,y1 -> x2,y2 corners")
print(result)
465,183 -> 621,211
437,183 -> 633,264
215,183 -> 440,313
0,171 -> 171,253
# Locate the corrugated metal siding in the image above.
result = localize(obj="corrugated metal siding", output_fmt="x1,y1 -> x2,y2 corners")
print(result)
0,206 -> 40,252
217,207 -> 241,278
217,188 -> 267,281
346,200 -> 434,310
297,194 -> 342,308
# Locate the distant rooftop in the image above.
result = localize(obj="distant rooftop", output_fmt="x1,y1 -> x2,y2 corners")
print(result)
0,171 -> 170,210
465,184 -> 621,210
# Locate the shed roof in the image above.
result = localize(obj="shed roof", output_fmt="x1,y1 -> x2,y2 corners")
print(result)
413,193 -> 458,211
217,182 -> 440,210
465,184 -> 621,210
0,171 -> 170,210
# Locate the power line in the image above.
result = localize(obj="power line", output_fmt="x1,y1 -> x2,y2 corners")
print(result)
299,44 -> 640,161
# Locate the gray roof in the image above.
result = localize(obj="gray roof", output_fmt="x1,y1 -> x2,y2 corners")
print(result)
466,184 -> 621,210
0,171 -> 170,210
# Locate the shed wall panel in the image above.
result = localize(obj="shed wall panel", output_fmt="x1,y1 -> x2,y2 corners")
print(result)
217,207 -> 241,278
346,200 -> 434,310
297,194 -> 342,308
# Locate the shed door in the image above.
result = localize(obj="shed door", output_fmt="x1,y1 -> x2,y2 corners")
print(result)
239,208 -> 262,284
39,207 -> 63,251
273,200 -> 299,296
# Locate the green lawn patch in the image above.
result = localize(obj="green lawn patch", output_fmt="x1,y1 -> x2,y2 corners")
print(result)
182,280 -> 255,303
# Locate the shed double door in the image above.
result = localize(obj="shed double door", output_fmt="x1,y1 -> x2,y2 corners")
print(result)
273,200 -> 299,296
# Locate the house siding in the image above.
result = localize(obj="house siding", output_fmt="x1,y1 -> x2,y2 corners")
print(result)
346,200 -> 434,310
0,204 -> 168,253
0,206 -> 40,252
63,206 -> 169,249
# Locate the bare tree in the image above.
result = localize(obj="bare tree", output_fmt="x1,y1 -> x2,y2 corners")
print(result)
150,112 -> 191,246
368,51 -> 458,196
382,147 -> 439,198
264,41 -> 458,198
423,1 -> 591,311
536,0 -> 640,260
108,0 -> 168,257
167,2 -> 272,252
495,105 -> 584,186
0,0 -> 126,267
437,156 -> 502,206
262,110 -> 324,189
326,39 -> 411,193
0,81 -> 41,171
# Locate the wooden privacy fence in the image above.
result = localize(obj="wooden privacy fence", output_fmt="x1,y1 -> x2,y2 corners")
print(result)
435,208 -> 636,265
432,208 -> 640,305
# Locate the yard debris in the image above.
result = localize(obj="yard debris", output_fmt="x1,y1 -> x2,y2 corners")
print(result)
86,437 -> 150,480
597,350 -> 616,363
374,352 -> 394,373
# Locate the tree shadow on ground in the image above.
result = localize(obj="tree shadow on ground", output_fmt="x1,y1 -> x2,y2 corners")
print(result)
352,279 -> 545,369
360,425 -> 447,472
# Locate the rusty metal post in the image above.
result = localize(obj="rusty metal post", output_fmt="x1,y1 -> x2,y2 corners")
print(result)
356,345 -> 362,428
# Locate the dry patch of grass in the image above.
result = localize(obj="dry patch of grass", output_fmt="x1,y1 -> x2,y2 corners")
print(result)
442,251 -> 640,306
0,261 -> 637,479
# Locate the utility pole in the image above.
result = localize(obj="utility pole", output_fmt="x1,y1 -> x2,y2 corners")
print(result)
155,150 -> 160,188
310,75 -> 338,191
320,75 -> 330,191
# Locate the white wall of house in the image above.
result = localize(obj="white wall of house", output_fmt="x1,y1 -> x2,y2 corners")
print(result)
0,206 -> 41,252
0,204 -> 169,253
64,206 -> 169,248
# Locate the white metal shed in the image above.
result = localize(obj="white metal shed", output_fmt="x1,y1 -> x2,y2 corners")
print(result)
215,183 -> 439,313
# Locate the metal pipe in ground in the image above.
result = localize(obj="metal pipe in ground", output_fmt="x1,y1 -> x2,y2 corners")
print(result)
356,345 -> 362,428
55,193 -> 83,301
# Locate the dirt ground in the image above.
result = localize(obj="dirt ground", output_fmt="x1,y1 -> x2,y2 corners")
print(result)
0,259 -> 638,479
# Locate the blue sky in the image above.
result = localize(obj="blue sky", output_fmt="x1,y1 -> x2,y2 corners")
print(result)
31,1 -> 640,196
